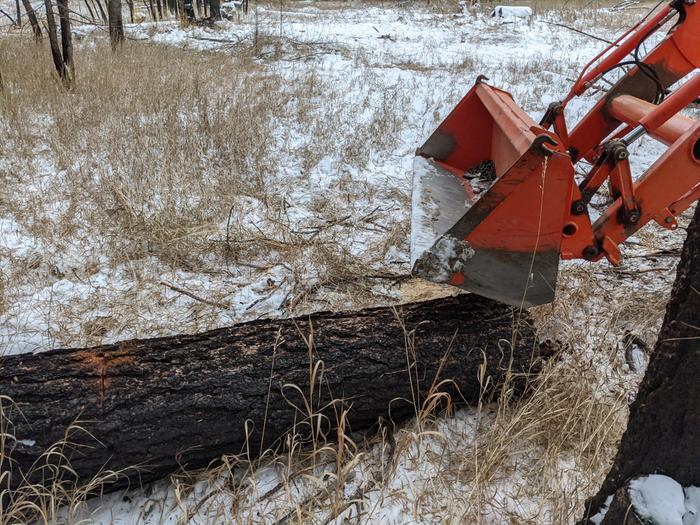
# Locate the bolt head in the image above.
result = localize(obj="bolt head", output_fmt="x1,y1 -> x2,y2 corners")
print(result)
583,245 -> 599,260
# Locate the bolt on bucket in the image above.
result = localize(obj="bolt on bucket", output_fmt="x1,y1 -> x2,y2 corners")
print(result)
410,79 -> 575,308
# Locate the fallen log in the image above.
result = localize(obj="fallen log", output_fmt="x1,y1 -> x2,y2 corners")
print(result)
1,294 -> 541,494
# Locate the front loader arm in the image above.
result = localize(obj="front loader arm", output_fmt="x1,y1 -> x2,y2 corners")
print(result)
555,0 -> 700,265
565,0 -> 700,162
410,0 -> 699,307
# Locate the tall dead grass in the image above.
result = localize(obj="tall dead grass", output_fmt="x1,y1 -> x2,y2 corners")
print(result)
0,396 -> 132,525
0,34 -> 412,352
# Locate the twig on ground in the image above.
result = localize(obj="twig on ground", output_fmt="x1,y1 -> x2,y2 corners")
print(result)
602,267 -> 671,276
159,281 -> 229,309
188,34 -> 245,45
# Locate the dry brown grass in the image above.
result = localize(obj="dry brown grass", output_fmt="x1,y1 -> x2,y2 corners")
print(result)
0,34 -> 413,352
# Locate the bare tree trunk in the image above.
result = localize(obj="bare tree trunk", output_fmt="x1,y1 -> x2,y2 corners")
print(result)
125,0 -> 133,22
209,0 -> 219,19
20,0 -> 41,41
56,0 -> 74,88
183,0 -> 194,20
100,0 -> 109,21
579,204 -> 700,524
156,0 -> 162,18
95,0 -> 108,23
14,0 -> 20,25
176,0 -> 184,23
108,0 -> 124,49
43,0 -> 66,82
83,0 -> 96,21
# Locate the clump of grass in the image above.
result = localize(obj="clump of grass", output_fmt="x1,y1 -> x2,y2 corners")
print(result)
0,396 -> 130,525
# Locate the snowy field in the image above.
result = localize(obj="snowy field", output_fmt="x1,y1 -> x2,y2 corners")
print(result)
0,0 -> 697,523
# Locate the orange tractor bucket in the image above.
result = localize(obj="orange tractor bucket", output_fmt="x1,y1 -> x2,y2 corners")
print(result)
411,79 -> 575,307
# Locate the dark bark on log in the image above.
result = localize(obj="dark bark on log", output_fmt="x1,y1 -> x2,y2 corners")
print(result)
579,204 -> 700,524
1,295 -> 541,494
597,485 -> 641,525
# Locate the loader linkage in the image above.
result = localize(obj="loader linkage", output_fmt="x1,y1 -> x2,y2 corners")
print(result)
411,0 -> 700,307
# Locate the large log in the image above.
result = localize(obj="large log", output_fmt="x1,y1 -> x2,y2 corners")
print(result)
1,294 -> 540,493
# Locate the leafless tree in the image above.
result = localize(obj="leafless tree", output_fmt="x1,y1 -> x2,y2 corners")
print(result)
20,0 -> 41,41
108,0 -> 124,49
44,0 -> 74,89
83,0 -> 96,21
57,0 -> 73,79
93,0 -> 108,23
144,0 -> 156,21
14,0 -> 20,25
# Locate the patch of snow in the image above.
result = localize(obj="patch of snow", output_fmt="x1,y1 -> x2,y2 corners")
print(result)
630,475 -> 685,525
490,5 -> 533,18
628,345 -> 649,373
591,494 -> 614,525
684,486 -> 700,525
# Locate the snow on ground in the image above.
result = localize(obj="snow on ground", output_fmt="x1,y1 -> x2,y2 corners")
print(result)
2,1 -> 683,357
1,1 -> 697,523
629,475 -> 687,525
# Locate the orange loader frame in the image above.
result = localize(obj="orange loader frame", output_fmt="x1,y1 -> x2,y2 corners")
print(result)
414,0 -> 700,306
553,0 -> 700,266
